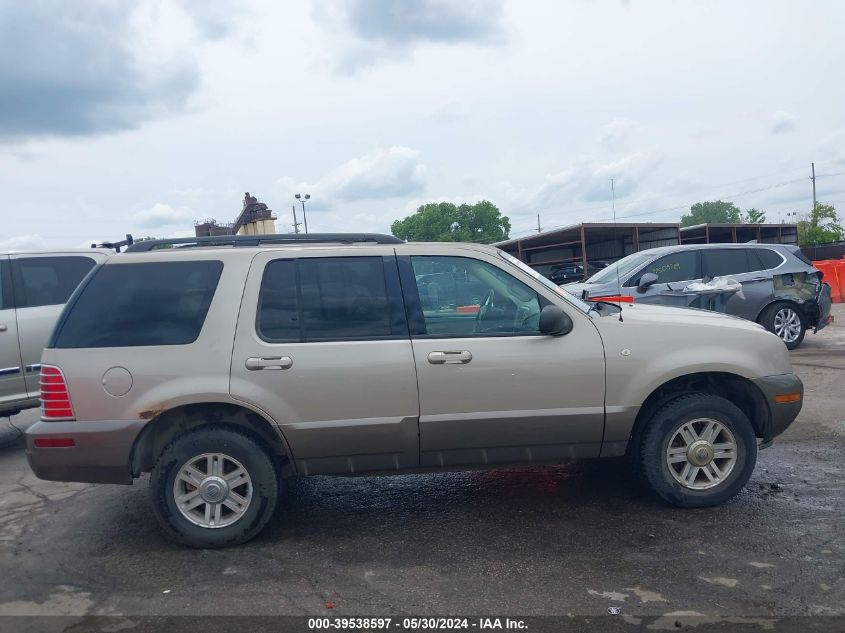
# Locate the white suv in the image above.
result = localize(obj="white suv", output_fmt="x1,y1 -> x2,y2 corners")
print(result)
1,249 -> 110,416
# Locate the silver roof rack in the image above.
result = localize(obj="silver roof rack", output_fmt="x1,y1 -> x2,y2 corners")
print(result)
124,233 -> 404,252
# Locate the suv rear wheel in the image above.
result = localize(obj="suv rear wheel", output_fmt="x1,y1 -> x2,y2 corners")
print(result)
639,393 -> 757,507
759,301 -> 806,349
150,427 -> 278,548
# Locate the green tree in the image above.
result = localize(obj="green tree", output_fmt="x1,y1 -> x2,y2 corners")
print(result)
797,203 -> 844,246
744,208 -> 766,224
390,200 -> 511,243
681,200 -> 742,227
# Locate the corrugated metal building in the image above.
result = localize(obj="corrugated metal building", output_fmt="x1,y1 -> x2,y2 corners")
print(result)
496,222 -> 800,278
680,223 -> 798,245
495,223 -> 681,277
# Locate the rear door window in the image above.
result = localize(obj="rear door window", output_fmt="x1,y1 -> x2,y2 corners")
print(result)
299,257 -> 392,340
629,251 -> 699,286
702,249 -> 751,278
52,261 -> 223,348
12,256 -> 96,308
0,258 -> 11,310
257,260 -> 299,341
257,256 -> 406,342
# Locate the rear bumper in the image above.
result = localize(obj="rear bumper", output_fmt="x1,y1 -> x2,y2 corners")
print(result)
813,283 -> 833,332
25,419 -> 147,484
750,374 -> 804,442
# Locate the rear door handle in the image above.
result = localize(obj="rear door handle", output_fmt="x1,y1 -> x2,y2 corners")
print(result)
0,324 -> 7,332
427,350 -> 472,364
748,277 -> 768,282
245,356 -> 293,371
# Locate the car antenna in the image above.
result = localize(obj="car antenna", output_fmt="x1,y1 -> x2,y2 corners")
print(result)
612,178 -> 623,322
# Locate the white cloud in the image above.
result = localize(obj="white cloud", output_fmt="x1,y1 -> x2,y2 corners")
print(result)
0,234 -> 49,251
276,146 -> 427,206
816,130 -> 845,166
770,111 -> 797,135
329,147 -> 427,200
427,100 -> 472,124
598,118 -> 640,149
133,203 -> 196,230
530,152 -> 662,210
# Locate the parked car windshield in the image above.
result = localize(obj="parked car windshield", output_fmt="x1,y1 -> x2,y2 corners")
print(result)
586,252 -> 655,284
498,250 -> 591,313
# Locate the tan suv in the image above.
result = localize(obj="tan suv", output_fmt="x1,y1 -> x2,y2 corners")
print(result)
26,234 -> 803,547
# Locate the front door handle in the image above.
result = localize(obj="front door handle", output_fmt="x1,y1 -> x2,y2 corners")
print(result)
428,350 -> 472,365
245,356 -> 293,371
0,324 -> 7,332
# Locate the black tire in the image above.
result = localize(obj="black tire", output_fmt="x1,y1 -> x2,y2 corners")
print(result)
758,301 -> 806,350
150,426 -> 278,548
639,392 -> 757,508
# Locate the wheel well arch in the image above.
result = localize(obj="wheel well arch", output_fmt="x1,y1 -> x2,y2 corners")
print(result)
129,402 -> 292,478
754,298 -> 806,324
626,372 -> 769,455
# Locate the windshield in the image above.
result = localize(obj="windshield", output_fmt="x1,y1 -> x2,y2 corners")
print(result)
498,251 -> 591,313
586,251 -> 654,284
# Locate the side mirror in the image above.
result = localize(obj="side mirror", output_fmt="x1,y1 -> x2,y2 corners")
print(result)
539,305 -> 573,336
637,272 -> 659,292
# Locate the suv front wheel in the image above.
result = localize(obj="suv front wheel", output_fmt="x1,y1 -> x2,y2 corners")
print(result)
639,393 -> 757,507
150,427 -> 279,548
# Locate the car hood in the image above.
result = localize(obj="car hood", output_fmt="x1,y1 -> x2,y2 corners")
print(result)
599,301 -> 762,331
562,281 -> 595,296
563,280 -> 624,298
589,302 -> 793,378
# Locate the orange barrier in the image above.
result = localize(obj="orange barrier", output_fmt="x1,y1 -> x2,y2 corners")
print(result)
838,259 -> 845,303
813,259 -> 844,303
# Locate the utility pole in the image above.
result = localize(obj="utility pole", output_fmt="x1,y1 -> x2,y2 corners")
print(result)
811,162 -> 817,226
291,205 -> 302,234
537,214 -> 541,233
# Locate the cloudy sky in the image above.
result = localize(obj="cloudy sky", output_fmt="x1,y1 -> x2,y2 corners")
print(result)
2,0 -> 845,250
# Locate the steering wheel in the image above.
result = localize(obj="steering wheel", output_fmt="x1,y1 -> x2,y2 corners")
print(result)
475,289 -> 495,332
517,305 -> 541,331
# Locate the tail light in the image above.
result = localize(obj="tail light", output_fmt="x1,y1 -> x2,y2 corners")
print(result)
40,365 -> 75,421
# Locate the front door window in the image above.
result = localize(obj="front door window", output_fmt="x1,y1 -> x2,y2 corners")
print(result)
410,256 -> 542,336
629,251 -> 699,287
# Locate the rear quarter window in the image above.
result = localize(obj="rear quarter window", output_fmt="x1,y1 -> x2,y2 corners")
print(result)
13,256 -> 96,308
752,248 -> 786,270
52,261 -> 223,348
787,249 -> 811,267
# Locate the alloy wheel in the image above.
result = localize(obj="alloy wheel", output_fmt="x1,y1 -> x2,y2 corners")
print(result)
172,453 -> 253,528
666,418 -> 738,490
773,307 -> 802,344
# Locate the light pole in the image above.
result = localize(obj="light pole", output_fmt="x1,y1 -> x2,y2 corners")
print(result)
295,193 -> 310,234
